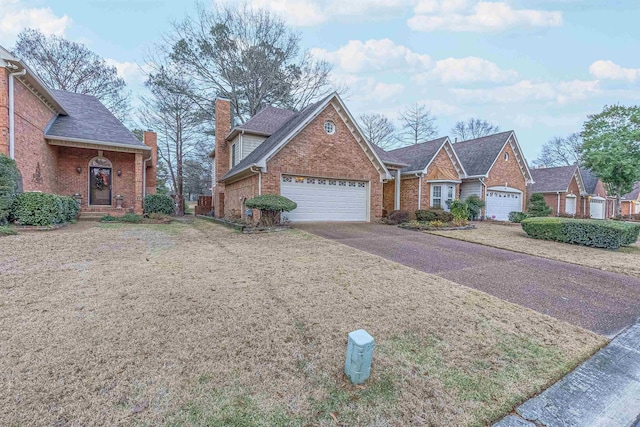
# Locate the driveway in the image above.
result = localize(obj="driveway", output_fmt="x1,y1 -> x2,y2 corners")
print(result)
297,223 -> 640,337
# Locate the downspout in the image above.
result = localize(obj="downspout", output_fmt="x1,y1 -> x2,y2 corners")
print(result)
480,177 -> 486,218
417,173 -> 423,209
258,170 -> 262,196
8,67 -> 27,159
143,157 -> 151,200
394,170 -> 401,210
557,192 -> 561,216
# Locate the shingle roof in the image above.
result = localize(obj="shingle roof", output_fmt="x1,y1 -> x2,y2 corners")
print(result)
530,165 -> 578,193
580,168 -> 600,195
45,89 -> 145,148
623,182 -> 640,201
222,94 -> 333,180
371,144 -> 409,167
452,131 -> 513,176
235,106 -> 297,135
387,137 -> 449,172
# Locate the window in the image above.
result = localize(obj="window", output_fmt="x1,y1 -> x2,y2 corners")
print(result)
431,185 -> 442,209
566,195 -> 577,215
504,152 -> 509,161
231,142 -> 239,167
324,120 -> 336,135
431,184 -> 455,210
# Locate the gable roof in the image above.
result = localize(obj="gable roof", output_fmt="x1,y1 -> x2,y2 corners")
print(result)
227,106 -> 297,139
622,182 -> 640,201
221,93 -> 390,181
371,144 -> 409,168
580,168 -> 601,195
45,90 -> 147,149
530,165 -> 580,193
387,137 -> 449,173
452,131 -> 514,176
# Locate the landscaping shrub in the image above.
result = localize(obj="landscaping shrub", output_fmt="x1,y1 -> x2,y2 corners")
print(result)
521,217 -> 640,250
452,218 -> 469,227
12,192 -> 65,226
448,199 -> 469,221
245,194 -> 297,227
415,209 -> 453,223
387,210 -> 410,225
144,194 -> 174,215
466,195 -> 485,220
61,196 -> 79,222
101,215 -> 119,222
429,220 -> 444,228
0,226 -> 16,236
509,211 -> 529,223
121,213 -> 142,223
0,154 -> 21,225
527,193 -> 552,217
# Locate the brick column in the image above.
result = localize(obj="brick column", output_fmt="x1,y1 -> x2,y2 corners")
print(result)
214,98 -> 231,218
134,152 -> 144,214
143,131 -> 157,195
0,68 -> 9,157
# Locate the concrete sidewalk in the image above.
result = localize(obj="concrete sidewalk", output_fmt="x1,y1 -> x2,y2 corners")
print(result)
494,321 -> 640,427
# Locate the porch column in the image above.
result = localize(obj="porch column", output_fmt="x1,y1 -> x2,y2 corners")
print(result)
134,152 -> 144,214
394,171 -> 401,210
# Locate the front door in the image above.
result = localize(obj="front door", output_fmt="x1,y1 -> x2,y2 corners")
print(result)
89,167 -> 112,205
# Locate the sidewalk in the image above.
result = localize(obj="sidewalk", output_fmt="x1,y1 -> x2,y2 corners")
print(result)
494,321 -> 640,427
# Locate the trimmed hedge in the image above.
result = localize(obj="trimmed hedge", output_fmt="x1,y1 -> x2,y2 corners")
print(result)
144,194 -> 175,215
387,210 -> 409,225
0,154 -> 22,225
509,211 -> 529,223
245,194 -> 297,212
521,217 -> 640,250
12,192 -> 78,226
416,209 -> 454,223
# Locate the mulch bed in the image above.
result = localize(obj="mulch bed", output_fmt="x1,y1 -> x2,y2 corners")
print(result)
399,223 -> 476,231
12,223 -> 69,232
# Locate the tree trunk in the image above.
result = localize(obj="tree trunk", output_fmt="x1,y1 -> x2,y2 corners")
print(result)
616,185 -> 623,218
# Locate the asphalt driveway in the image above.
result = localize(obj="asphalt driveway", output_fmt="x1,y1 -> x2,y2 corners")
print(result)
297,223 -> 640,337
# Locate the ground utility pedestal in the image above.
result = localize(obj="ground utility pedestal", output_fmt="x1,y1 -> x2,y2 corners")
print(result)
345,329 -> 375,385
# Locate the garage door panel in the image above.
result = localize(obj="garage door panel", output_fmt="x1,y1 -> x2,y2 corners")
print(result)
281,176 -> 368,222
485,190 -> 522,221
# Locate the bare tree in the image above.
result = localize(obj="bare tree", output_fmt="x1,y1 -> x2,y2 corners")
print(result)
399,103 -> 438,145
13,29 -> 131,121
533,133 -> 583,167
358,113 -> 398,149
166,2 -> 335,122
139,62 -> 209,215
451,118 -> 500,141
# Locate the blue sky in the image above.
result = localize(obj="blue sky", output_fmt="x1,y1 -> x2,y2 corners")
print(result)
1,0 -> 639,161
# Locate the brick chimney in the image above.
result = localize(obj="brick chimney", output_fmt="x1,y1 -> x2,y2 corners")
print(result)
143,131 -> 157,195
214,97 -> 232,217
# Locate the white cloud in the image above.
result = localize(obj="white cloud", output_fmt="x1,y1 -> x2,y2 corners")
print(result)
408,1 -> 562,32
589,60 -> 640,82
105,59 -> 152,87
245,0 -> 409,26
418,98 -> 463,116
311,39 -> 432,74
0,0 -> 71,45
416,56 -> 517,83
452,80 -> 601,105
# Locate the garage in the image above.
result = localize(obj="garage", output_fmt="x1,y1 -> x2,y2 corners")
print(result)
485,187 -> 523,221
280,175 -> 368,222
590,196 -> 605,219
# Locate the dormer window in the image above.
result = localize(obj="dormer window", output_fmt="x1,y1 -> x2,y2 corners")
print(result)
324,120 -> 336,135
504,152 -> 509,161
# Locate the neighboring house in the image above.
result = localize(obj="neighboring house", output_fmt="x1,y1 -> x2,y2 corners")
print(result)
379,137 -> 465,213
580,168 -> 615,219
454,131 -> 533,221
529,165 -> 586,217
212,93 -> 391,222
0,45 -> 157,214
621,182 -> 640,217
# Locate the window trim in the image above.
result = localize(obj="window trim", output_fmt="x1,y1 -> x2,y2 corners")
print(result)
431,183 -> 456,211
324,120 -> 336,135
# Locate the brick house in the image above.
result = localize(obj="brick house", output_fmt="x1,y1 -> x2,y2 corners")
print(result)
621,182 -> 640,217
212,93 -> 391,222
580,168 -> 617,219
1,46 -> 157,215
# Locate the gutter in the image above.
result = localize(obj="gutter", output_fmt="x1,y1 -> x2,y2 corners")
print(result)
8,66 -> 27,159
46,135 -> 152,152
557,191 -> 561,216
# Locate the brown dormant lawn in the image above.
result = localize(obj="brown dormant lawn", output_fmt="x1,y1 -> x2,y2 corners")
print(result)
428,222 -> 640,279
0,219 -> 605,426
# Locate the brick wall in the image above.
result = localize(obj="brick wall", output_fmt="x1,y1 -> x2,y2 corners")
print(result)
382,180 -> 394,213
13,79 -> 58,192
485,138 -> 528,211
56,146 -> 137,211
214,98 -> 231,218
538,175 -> 583,216
224,174 -> 259,220
143,131 -> 157,195
260,102 -> 384,220
0,68 -> 8,156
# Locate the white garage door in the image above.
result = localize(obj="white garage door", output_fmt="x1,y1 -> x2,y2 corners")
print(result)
485,188 -> 522,221
280,175 -> 368,222
590,197 -> 605,219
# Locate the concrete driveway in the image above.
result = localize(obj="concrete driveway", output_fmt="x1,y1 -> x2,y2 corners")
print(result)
297,223 -> 640,337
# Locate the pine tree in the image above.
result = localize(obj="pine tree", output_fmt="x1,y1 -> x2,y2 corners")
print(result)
527,193 -> 552,217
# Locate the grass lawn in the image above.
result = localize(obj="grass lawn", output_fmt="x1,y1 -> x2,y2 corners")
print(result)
0,219 -> 605,426
428,222 -> 640,279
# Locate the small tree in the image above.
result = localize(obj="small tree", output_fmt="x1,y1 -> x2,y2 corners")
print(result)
451,118 -> 500,141
465,195 -> 485,220
398,103 -> 438,145
527,193 -> 552,217
0,154 -> 21,225
245,194 -> 297,227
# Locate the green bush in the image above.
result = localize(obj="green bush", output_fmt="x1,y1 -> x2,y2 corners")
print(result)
0,226 -> 16,236
0,154 -> 22,225
448,199 -> 469,221
521,217 -> 640,249
509,211 -> 529,223
466,195 -> 485,220
101,215 -> 119,222
61,196 -> 79,222
527,193 -> 552,217
121,213 -> 142,223
415,209 -> 454,223
245,194 -> 297,227
12,192 -> 65,226
144,194 -> 175,215
387,210 -> 410,225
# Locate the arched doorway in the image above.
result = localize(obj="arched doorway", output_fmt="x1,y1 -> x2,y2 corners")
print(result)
89,156 -> 113,206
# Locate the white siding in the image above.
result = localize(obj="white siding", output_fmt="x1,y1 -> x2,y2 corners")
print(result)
566,196 -> 576,215
460,181 -> 482,201
241,134 -> 266,158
